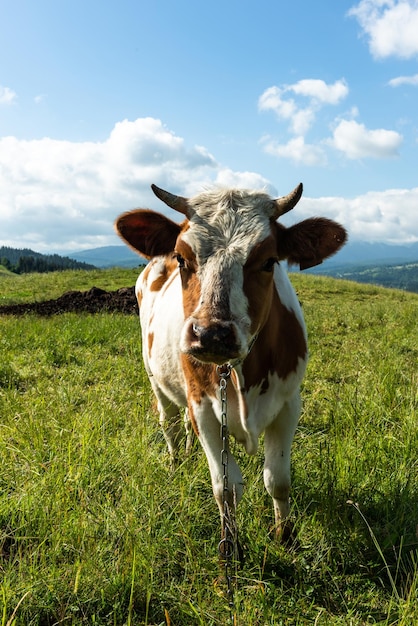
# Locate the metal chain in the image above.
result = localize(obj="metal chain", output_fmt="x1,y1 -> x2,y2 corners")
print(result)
216,363 -> 237,625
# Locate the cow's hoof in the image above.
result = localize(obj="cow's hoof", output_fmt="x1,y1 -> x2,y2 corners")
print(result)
274,520 -> 300,550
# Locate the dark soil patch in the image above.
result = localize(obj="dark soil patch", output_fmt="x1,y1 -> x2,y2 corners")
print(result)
0,286 -> 138,316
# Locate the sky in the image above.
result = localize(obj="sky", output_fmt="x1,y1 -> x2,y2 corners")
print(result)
1,0 -> 418,253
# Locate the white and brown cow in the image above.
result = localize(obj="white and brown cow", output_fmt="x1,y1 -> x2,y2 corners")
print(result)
115,183 -> 346,543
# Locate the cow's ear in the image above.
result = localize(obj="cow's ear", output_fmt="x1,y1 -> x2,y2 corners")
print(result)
276,218 -> 347,270
115,210 -> 184,259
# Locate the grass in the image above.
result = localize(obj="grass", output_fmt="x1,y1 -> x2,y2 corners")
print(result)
0,270 -> 417,625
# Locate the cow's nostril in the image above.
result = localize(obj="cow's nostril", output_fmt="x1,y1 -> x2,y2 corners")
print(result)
192,322 -> 203,338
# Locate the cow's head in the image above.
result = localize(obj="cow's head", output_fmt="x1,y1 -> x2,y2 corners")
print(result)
115,183 -> 347,365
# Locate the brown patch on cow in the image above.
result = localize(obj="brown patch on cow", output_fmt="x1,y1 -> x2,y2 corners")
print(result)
148,331 -> 154,357
243,236 -> 277,335
150,256 -> 178,292
174,239 -> 201,318
175,238 -> 198,272
187,402 -> 199,437
141,263 -> 152,284
181,354 -> 218,403
137,291 -> 143,307
240,231 -> 307,389
181,272 -> 201,319
242,289 -> 307,390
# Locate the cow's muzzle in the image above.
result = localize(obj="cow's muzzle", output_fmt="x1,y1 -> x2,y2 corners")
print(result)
183,319 -> 241,365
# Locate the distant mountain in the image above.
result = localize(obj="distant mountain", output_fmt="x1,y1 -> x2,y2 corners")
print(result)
317,240 -> 418,267
66,245 -> 145,268
0,246 -> 96,273
300,241 -> 418,292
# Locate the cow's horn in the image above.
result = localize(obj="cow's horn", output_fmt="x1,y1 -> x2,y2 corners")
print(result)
151,184 -> 190,217
274,183 -> 303,217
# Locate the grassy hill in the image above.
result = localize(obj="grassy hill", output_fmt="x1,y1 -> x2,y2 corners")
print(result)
0,264 -> 14,276
0,267 -> 140,307
0,269 -> 417,625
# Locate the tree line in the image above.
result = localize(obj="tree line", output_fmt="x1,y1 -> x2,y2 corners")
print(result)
0,246 -> 96,274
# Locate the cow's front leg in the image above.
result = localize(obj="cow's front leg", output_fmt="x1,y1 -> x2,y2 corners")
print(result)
192,399 -> 244,557
263,393 -> 300,543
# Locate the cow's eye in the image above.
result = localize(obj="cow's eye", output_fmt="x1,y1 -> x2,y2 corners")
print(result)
175,253 -> 186,269
261,257 -> 277,272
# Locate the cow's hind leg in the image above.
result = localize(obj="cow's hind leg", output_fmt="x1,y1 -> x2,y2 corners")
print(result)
263,393 -> 300,543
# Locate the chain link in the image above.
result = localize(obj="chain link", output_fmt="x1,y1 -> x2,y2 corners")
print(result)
216,364 -> 237,625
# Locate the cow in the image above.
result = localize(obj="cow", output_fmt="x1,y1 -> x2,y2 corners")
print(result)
115,182 -> 347,548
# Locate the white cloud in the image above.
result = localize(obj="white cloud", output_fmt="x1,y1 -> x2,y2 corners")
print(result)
0,117 -> 274,251
388,73 -> 418,86
290,79 -> 349,104
212,169 -> 274,194
262,136 -> 327,166
290,187 -> 418,244
330,119 -> 403,158
259,76 -> 404,166
0,85 -> 17,105
259,86 -> 303,133
258,79 -> 348,135
349,0 -> 418,59
1,116 -> 415,251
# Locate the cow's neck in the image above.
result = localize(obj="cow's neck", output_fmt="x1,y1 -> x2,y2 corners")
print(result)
240,289 -> 307,392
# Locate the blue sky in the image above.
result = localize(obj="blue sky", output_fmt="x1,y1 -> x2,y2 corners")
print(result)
1,0 -> 418,252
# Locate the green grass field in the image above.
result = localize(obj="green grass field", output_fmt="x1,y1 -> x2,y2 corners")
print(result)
1,269 -> 417,625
